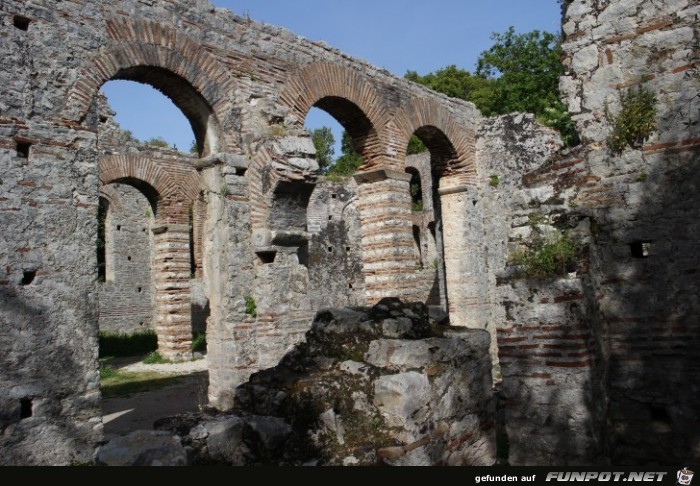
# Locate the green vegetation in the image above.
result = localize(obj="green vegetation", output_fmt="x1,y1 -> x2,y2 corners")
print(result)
637,172 -> 648,182
99,363 -> 189,398
98,330 -> 158,358
406,64 -> 498,115
407,135 -> 428,155
515,230 -> 576,278
245,295 -> 257,317
144,136 -> 170,149
191,331 -> 207,353
606,86 -> 657,154
489,175 -> 500,188
409,170 -> 424,211
406,27 -> 579,147
326,131 -> 363,177
143,351 -> 171,365
312,127 -> 336,172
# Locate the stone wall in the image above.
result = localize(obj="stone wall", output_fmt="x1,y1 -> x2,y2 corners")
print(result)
471,0 -> 700,466
2,0 -> 697,467
559,0 -> 700,465
99,183 -> 155,335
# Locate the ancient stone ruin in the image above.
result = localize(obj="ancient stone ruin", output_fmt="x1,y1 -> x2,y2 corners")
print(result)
0,0 -> 698,466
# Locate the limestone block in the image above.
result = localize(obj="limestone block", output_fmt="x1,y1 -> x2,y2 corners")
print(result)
96,430 -> 187,466
373,371 -> 431,428
572,45 -> 600,75
205,416 -> 248,464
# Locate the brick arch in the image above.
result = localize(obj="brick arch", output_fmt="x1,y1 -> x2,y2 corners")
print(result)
98,155 -> 200,203
98,184 -> 123,213
395,98 -> 476,181
63,18 -> 237,154
279,61 -> 391,168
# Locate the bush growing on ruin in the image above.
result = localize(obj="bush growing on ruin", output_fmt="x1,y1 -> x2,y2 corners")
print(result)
606,85 -> 657,154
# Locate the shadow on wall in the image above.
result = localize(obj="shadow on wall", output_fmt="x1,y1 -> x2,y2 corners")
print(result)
593,146 -> 700,465
0,287 -> 99,465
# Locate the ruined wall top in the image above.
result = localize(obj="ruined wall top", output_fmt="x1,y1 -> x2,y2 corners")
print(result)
2,0 -> 481,179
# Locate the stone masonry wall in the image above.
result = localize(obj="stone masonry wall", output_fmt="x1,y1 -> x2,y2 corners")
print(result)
9,0 -> 698,467
559,0 -> 700,464
99,183 -> 155,335
475,114 -> 609,465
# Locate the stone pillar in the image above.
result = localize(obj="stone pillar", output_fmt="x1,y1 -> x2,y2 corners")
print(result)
354,169 -> 416,304
152,223 -> 192,361
438,180 -> 488,330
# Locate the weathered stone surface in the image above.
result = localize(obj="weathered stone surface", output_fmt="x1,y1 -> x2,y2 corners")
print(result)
204,417 -> 248,464
96,430 -> 187,466
153,300 -> 495,466
2,0 -> 698,468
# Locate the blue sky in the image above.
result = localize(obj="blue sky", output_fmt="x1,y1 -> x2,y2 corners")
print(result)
101,0 -> 562,155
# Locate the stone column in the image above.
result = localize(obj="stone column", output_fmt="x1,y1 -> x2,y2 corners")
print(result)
438,180 -> 488,330
354,169 -> 416,304
152,223 -> 192,360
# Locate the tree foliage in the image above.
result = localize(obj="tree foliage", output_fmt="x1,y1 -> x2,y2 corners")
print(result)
406,65 -> 498,115
406,27 -> 579,147
312,127 -> 335,172
326,131 -> 363,177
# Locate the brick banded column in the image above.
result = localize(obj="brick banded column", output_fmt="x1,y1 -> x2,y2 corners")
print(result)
354,169 -> 416,304
438,179 -> 488,329
153,223 -> 192,360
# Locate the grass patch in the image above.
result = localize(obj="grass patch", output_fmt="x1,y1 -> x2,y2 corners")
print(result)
99,330 -> 157,358
100,366 -> 188,398
143,351 -> 171,364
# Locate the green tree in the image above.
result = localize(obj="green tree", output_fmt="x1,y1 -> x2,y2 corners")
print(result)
405,65 -> 497,115
327,131 -> 363,177
406,28 -> 579,147
311,127 -> 335,172
189,139 -> 199,154
476,27 -> 579,146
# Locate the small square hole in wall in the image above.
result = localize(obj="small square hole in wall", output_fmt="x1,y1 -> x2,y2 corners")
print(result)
327,246 -> 333,253
331,194 -> 337,199
345,246 -> 351,252
137,287 -> 142,293
630,241 -> 651,258
127,256 -> 132,261
328,215 -> 333,221
348,283 -> 353,289
117,225 -> 121,231
20,270 -> 36,286
256,251 -> 276,264
16,141 -> 31,158
20,397 -> 32,419
13,15 -> 31,31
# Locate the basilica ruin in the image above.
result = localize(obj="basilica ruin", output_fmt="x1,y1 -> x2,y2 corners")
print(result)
1,0 -> 698,466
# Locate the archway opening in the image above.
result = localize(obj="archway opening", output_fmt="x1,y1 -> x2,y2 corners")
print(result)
96,69 -> 211,436
102,67 -> 220,156
303,98 -> 375,310
407,126 -> 460,312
